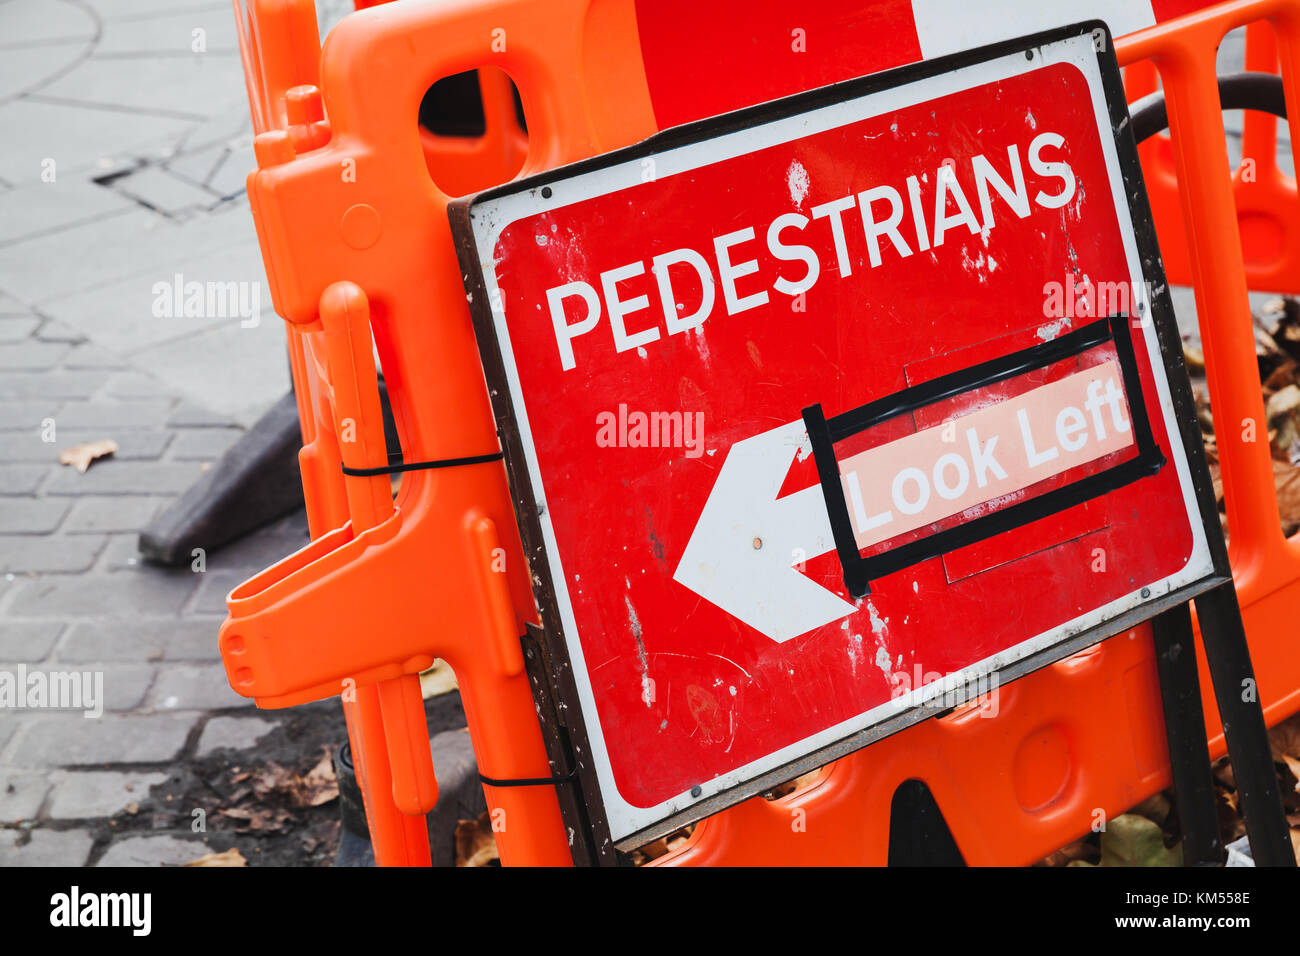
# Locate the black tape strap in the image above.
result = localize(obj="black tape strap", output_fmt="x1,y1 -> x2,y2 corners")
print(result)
341,451 -> 503,477
803,314 -> 1166,599
479,768 -> 577,789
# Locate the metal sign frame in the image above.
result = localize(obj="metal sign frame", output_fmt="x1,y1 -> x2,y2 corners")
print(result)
450,21 -> 1239,857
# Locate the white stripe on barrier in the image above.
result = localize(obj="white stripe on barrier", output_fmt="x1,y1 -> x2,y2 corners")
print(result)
910,0 -> 1159,59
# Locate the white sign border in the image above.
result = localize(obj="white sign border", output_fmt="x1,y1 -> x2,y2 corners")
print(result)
467,30 -> 1215,843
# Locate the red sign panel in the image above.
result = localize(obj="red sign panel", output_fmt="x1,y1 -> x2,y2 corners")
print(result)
452,25 -> 1219,846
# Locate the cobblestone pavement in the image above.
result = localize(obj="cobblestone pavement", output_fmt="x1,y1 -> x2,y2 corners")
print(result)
0,0 -> 351,866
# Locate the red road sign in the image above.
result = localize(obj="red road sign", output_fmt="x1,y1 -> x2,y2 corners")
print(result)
451,23 -> 1223,847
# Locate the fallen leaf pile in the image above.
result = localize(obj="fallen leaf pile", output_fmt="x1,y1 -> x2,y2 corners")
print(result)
454,812 -> 500,867
1040,712 -> 1300,866
217,748 -> 338,834
1195,296 -> 1300,538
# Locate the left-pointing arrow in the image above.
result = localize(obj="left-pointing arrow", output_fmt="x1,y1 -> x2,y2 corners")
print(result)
673,419 -> 858,643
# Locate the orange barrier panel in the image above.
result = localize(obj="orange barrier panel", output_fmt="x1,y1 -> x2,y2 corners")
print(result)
224,0 -> 1300,866
1127,21 -> 1300,294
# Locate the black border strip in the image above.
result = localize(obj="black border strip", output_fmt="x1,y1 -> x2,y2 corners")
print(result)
803,313 -> 1166,598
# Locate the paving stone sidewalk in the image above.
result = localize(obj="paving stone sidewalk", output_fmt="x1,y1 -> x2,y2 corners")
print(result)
0,0 -> 351,866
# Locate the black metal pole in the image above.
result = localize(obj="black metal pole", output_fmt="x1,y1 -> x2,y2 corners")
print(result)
1150,602 -> 1223,865
1193,580 -> 1295,866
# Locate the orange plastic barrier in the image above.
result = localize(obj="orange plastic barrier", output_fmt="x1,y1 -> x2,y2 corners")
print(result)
1127,22 -> 1300,295
224,0 -> 1300,866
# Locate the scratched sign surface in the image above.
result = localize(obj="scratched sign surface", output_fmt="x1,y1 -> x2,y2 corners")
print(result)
453,27 -> 1214,844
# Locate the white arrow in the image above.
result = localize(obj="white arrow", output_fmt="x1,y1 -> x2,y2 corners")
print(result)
674,419 -> 857,643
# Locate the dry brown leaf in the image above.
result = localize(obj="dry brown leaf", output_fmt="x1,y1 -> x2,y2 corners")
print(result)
183,847 -> 247,867
638,837 -> 671,861
219,806 -> 290,832
1038,838 -> 1097,867
1213,757 -> 1236,789
455,812 -> 500,867
1264,359 -> 1300,393
419,659 -> 459,699
1270,714 -> 1300,760
1282,756 -> 1300,794
58,439 -> 118,473
1274,461 -> 1300,536
294,749 -> 339,808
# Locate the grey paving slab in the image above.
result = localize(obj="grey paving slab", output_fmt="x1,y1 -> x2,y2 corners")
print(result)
0,370 -> 111,400
95,8 -> 238,55
0,717 -> 17,758
0,770 -> 49,822
166,400 -> 235,427
35,52 -> 243,119
25,213 -> 266,352
45,460 -> 203,496
148,663 -> 247,711
4,429 -> 172,462
59,618 -> 214,662
171,101 -> 252,157
165,143 -> 226,188
205,141 -> 254,198
0,661 -> 153,713
0,98 -> 194,187
0,341 -> 71,369
62,343 -> 129,369
0,400 -> 53,429
0,0 -> 97,47
55,399 -> 173,431
190,569 -> 245,616
8,569 -> 199,618
100,664 -> 156,711
96,533 -> 145,571
167,426 -> 241,460
47,769 -> 167,819
133,309 -> 289,423
0,465 -> 49,495
0,497 -> 70,534
9,713 -> 197,766
0,291 -> 27,315
161,619 -> 223,661
0,40 -> 92,101
113,165 -> 218,216
0,621 -> 65,662
82,0 -> 230,19
0,317 -> 40,342
63,496 -> 163,533
0,533 -> 108,573
0,828 -> 94,866
101,370 -> 175,399
95,834 -> 210,867
34,319 -> 86,343
195,715 -> 273,756
0,208 -> 179,303
0,180 -> 135,248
